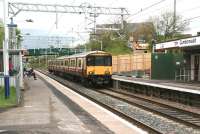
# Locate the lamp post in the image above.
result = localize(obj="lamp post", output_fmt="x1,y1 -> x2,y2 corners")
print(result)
3,0 -> 10,98
98,40 -> 103,51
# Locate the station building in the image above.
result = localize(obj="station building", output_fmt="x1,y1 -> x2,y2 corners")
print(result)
154,36 -> 200,81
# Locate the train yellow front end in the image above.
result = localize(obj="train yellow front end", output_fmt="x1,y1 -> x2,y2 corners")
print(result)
86,52 -> 112,84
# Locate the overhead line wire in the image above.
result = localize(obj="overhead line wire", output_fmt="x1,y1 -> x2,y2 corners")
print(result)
127,0 -> 167,21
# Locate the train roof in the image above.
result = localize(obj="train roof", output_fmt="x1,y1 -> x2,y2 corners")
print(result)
56,51 -> 111,60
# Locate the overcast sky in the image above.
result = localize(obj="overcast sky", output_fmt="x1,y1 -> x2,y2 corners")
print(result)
0,0 -> 200,48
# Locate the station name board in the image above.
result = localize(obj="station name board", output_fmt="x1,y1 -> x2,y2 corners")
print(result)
155,36 -> 200,50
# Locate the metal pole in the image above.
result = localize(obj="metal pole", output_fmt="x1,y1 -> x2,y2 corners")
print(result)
46,49 -> 48,67
173,0 -> 176,33
121,8 -> 124,30
100,41 -> 103,51
3,0 -> 10,98
93,14 -> 97,40
3,0 -> 9,75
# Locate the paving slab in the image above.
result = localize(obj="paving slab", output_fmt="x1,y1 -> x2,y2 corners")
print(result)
0,77 -> 113,134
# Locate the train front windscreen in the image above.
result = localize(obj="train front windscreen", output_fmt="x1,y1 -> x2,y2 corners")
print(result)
87,56 -> 112,66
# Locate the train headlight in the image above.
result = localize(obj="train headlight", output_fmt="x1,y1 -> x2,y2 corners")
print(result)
105,70 -> 110,75
89,71 -> 94,75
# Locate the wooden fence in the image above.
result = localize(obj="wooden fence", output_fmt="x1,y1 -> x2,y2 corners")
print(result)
112,53 -> 151,74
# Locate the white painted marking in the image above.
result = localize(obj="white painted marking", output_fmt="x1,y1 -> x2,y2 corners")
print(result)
36,71 -> 147,134
24,105 -> 32,108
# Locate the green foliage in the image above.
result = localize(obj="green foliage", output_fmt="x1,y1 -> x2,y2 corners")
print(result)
83,30 -> 132,55
16,29 -> 22,48
103,39 -> 132,55
0,87 -> 16,108
149,12 -> 189,42
0,23 -> 4,49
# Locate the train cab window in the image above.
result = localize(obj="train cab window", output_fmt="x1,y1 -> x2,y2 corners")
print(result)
87,56 -> 112,66
87,56 -> 95,66
104,56 -> 112,66
95,57 -> 104,66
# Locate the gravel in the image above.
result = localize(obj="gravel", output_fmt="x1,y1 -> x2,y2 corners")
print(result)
46,73 -> 200,134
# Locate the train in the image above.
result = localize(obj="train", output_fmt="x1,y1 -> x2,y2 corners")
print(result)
48,51 -> 112,85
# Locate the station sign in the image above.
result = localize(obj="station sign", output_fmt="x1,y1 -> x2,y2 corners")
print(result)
155,40 -> 179,50
179,37 -> 200,47
132,41 -> 150,50
155,36 -> 200,50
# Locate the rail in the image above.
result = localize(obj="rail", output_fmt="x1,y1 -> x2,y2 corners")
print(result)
98,88 -> 200,129
37,70 -> 162,133
37,69 -> 200,133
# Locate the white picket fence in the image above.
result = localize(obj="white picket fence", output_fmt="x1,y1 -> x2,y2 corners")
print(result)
0,73 -> 21,104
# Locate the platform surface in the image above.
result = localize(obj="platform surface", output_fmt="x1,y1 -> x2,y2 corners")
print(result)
112,75 -> 200,95
0,73 -> 145,134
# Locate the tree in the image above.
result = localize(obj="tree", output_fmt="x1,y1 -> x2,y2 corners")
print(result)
0,23 -> 4,49
149,12 -> 189,41
130,22 -> 155,43
16,29 -> 23,48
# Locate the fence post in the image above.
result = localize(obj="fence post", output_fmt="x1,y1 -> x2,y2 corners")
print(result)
183,68 -> 186,82
117,55 -> 120,74
15,74 -> 20,104
175,71 -> 176,81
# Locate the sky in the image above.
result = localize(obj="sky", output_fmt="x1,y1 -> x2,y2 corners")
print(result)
0,0 -> 200,49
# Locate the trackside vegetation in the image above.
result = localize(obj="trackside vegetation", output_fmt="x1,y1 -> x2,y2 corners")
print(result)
0,87 -> 17,108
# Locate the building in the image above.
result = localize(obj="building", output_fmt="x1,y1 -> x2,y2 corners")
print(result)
154,36 -> 200,81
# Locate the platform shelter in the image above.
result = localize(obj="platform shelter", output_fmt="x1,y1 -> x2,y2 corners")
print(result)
155,36 -> 200,81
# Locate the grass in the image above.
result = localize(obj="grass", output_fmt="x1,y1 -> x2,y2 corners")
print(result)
0,87 -> 17,108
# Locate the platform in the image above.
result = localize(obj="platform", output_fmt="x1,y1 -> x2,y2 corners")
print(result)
0,72 -> 145,134
112,75 -> 200,95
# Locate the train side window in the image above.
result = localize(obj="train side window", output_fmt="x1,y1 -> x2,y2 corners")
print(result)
70,60 -> 72,67
70,59 -> 75,67
65,60 -> 68,66
78,59 -> 82,67
75,59 -> 76,67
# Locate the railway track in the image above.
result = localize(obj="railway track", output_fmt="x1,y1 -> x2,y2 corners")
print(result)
97,88 -> 200,129
37,70 -> 200,134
